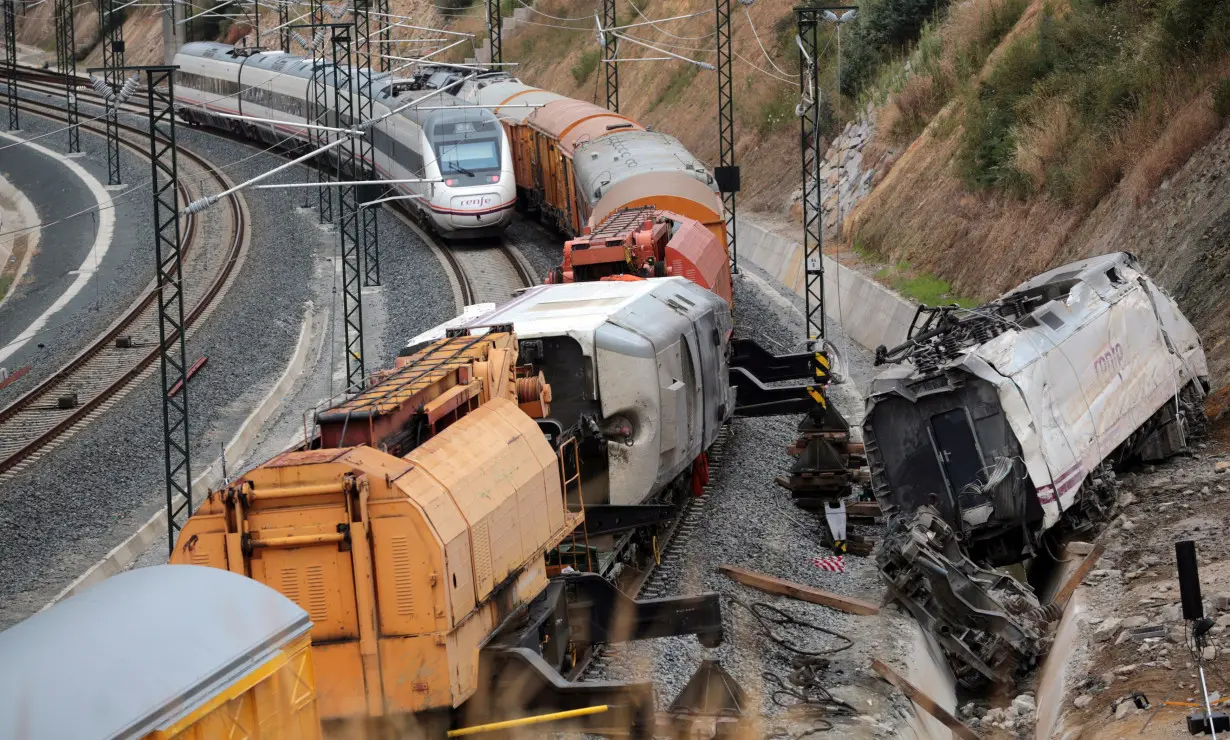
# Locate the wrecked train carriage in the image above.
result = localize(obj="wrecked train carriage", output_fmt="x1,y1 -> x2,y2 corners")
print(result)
865,252 -> 1208,566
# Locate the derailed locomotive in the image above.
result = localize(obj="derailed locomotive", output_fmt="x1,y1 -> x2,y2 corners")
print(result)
864,253 -> 1209,685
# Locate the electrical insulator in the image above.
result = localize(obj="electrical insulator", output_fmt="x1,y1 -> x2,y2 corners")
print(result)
114,76 -> 140,106
91,77 -> 113,100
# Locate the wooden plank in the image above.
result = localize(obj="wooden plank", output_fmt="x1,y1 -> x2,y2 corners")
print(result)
846,501 -> 882,517
717,564 -> 879,616
1050,542 -> 1105,608
870,659 -> 980,740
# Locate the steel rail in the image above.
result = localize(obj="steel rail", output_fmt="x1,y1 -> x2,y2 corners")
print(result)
0,97 -> 245,477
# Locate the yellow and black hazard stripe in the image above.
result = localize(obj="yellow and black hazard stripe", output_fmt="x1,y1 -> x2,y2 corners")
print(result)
807,351 -> 830,409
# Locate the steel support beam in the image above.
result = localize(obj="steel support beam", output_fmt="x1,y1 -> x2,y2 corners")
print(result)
353,0 -> 380,286
715,0 -> 737,274
329,28 -> 366,393
99,0 -> 124,184
3,0 -> 17,131
602,0 -> 618,112
307,0 -> 333,223
277,0 -> 289,51
84,64 -> 193,553
55,0 -> 80,150
375,0 -> 389,71
795,8 -> 825,348
485,0 -> 501,65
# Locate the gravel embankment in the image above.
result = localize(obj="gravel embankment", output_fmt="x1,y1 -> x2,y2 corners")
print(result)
0,117 -> 452,627
589,262 -> 915,738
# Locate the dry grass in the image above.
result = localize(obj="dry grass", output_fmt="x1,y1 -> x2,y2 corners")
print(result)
1125,89 -> 1224,204
1013,99 -> 1072,188
886,72 -> 950,143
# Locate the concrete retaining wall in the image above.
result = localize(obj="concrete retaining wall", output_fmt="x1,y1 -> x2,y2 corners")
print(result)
734,219 -> 917,353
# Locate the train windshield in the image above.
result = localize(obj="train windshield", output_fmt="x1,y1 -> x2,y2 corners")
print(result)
437,140 -> 499,175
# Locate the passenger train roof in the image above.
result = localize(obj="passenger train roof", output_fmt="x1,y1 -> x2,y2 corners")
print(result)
176,42 -> 500,131
0,565 -> 311,740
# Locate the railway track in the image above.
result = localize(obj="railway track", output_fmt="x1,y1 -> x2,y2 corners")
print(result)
14,65 -> 537,306
0,97 -> 246,481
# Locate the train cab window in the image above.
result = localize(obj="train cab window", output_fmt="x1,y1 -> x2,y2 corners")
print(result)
436,140 -> 499,175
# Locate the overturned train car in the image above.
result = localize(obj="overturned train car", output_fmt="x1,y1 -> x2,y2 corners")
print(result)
864,253 -> 1209,684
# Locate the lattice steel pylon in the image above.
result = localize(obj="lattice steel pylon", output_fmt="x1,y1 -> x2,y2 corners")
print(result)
795,7 -> 825,348
602,0 -> 618,112
3,0 -> 17,131
99,0 -> 124,184
353,0 -> 380,286
55,0 -> 80,150
485,0 -> 501,65
715,0 -> 738,275
375,0 -> 389,72
92,64 -> 192,554
330,28 -> 366,392
277,0 -> 289,51
308,1 -> 333,223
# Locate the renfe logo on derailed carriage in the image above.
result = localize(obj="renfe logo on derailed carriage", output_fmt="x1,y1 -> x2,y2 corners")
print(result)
458,195 -> 494,209
1094,343 -> 1125,379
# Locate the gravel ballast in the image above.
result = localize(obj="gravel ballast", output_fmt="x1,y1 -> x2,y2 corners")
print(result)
587,263 -> 916,738
0,118 -> 454,628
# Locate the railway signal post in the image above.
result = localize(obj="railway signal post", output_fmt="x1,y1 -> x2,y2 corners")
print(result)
89,62 -> 193,552
3,0 -> 17,131
602,0 -> 618,112
99,0 -> 125,184
714,0 -> 738,274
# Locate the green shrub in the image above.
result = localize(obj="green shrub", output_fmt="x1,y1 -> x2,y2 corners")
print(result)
840,0 -> 950,98
570,48 -> 601,85
758,91 -> 798,135
1215,77 -> 1230,120
649,62 -> 699,112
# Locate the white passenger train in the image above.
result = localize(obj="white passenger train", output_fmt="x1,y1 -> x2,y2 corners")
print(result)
404,278 -> 734,510
171,42 -> 516,238
865,252 -> 1209,565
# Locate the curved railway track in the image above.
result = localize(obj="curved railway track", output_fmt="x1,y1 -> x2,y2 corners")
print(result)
13,65 -> 537,306
0,97 -> 246,480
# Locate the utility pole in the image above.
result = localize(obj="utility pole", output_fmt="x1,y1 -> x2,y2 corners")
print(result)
99,0 -> 125,184
795,7 -> 826,347
3,0 -> 17,131
306,1 -> 333,224
353,0 -> 380,285
88,62 -> 192,553
277,0 -> 289,52
714,0 -> 738,274
602,0 -> 617,112
56,0 -> 79,150
375,0 -> 389,71
328,27 -> 366,393
485,0 -> 501,65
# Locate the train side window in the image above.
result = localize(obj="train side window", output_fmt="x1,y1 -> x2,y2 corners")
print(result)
1039,311 -> 1064,331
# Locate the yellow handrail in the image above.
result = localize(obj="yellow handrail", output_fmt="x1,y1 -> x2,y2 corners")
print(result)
446,705 -> 610,737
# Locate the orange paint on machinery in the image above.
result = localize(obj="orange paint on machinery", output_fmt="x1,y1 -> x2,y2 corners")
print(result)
170,335 -> 583,723
551,207 -> 732,306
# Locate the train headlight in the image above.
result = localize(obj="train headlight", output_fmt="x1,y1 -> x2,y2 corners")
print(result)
488,174 -> 500,183
445,178 -> 455,186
